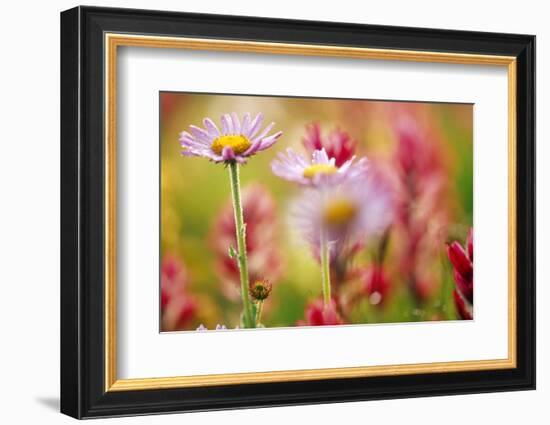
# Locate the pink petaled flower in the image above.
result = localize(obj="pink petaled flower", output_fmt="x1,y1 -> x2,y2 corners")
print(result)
179,112 -> 282,163
290,175 -> 394,260
302,122 -> 357,167
161,255 -> 197,331
210,185 -> 283,300
271,148 -> 367,187
447,229 -> 474,320
298,299 -> 343,326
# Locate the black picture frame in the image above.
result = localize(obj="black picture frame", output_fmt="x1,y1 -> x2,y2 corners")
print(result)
61,5 -> 535,419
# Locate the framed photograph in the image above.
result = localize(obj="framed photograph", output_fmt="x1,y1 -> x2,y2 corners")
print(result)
60,6 -> 535,419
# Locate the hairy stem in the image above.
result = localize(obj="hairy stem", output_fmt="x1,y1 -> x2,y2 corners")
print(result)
255,301 -> 264,326
228,161 -> 255,328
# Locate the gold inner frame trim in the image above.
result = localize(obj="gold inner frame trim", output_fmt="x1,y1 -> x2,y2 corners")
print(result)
104,33 -> 517,392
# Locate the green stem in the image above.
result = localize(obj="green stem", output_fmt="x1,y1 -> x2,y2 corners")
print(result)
320,225 -> 331,307
228,161 -> 255,328
255,301 -> 264,326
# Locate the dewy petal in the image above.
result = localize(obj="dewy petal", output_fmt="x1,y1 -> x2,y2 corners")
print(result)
180,139 -> 210,152
240,113 -> 251,136
247,113 -> 264,139
255,131 -> 282,151
251,122 -> 275,143
179,131 -> 208,148
181,146 -> 214,159
189,125 -> 212,144
243,139 -> 264,156
231,112 -> 241,134
203,118 -> 220,138
247,133 -> 281,156
221,114 -> 233,135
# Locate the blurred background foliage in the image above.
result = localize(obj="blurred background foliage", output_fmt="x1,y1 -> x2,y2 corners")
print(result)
160,92 -> 473,331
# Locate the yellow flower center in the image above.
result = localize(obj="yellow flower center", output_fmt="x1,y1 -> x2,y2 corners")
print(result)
211,135 -> 252,155
302,164 -> 338,179
323,198 -> 357,226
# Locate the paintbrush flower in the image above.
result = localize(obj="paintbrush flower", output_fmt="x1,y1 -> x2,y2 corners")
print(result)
298,299 -> 343,326
447,228 -> 474,319
302,122 -> 357,167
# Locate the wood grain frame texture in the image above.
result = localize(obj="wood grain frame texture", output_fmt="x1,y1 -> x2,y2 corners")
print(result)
60,6 -> 536,419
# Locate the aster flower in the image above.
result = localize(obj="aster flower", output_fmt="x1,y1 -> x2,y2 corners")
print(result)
271,148 -> 367,187
302,122 -> 357,167
446,229 -> 473,319
179,112 -> 282,164
179,113 -> 283,329
290,174 -> 393,307
291,176 -> 394,259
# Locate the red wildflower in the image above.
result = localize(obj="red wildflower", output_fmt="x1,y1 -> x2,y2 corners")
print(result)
393,116 -> 447,303
302,122 -> 357,167
361,265 -> 391,307
447,229 -> 474,319
160,255 -> 197,331
299,299 -> 343,326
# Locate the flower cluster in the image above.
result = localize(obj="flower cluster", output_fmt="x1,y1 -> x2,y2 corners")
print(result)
174,109 -> 471,331
271,130 -> 394,325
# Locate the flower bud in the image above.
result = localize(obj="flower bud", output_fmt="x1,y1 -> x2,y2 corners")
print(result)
249,279 -> 272,301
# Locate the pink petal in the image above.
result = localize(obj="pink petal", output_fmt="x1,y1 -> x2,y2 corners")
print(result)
221,114 -> 233,134
240,113 -> 251,136
256,131 -> 282,151
251,121 -> 274,143
247,113 -> 264,139
231,112 -> 241,134
203,118 -> 220,137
